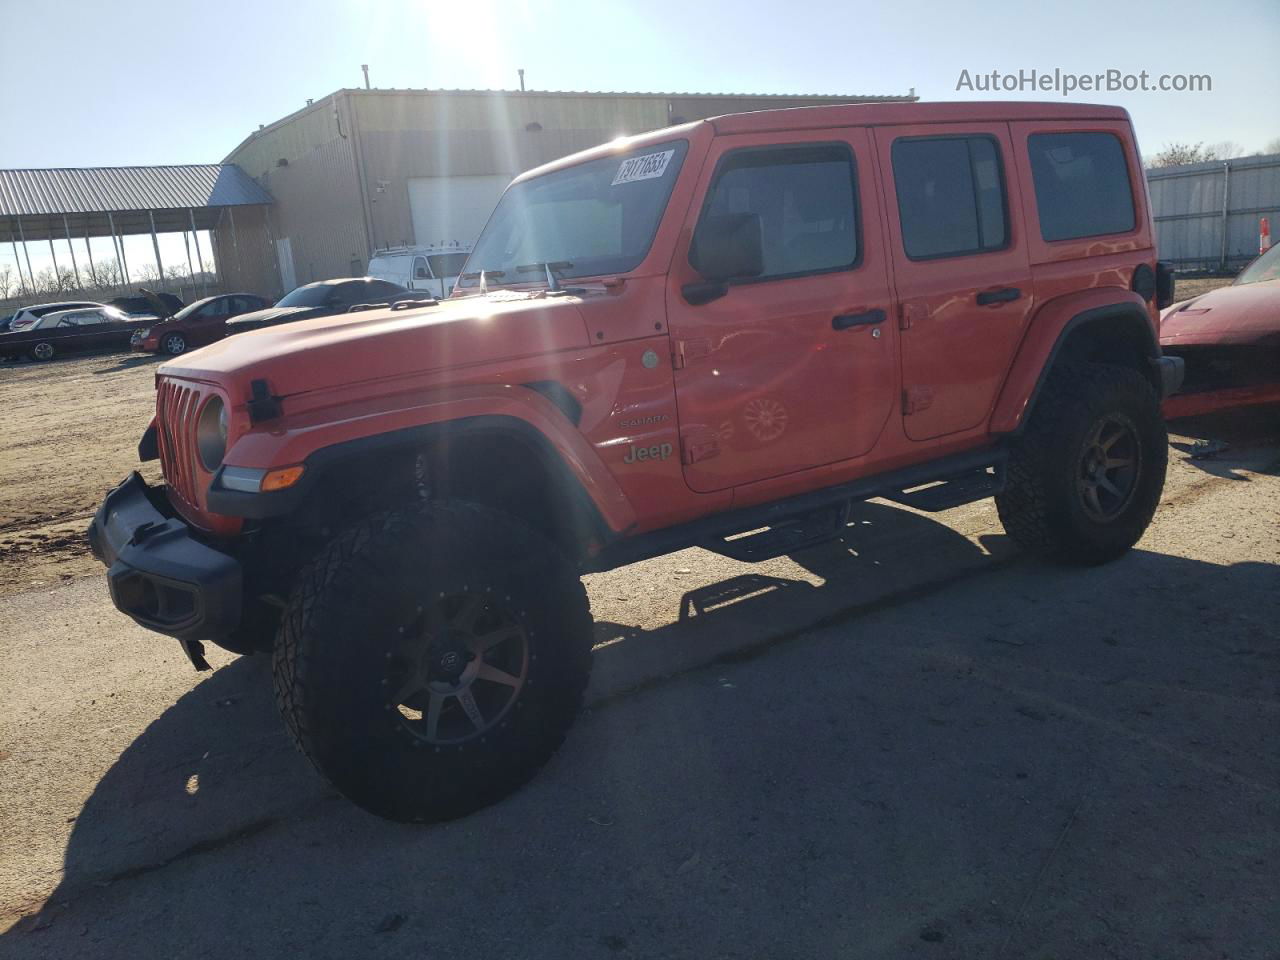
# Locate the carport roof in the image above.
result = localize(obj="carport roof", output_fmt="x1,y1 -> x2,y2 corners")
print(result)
0,164 -> 272,242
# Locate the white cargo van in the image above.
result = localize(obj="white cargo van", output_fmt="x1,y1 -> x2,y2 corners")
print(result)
366,243 -> 471,300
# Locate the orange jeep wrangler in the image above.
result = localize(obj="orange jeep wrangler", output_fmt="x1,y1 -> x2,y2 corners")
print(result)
90,101 -> 1183,821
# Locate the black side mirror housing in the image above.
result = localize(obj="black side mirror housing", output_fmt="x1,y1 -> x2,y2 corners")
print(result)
683,213 -> 764,305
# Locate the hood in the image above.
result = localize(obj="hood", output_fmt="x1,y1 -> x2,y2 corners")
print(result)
138,287 -> 175,319
1160,278 -> 1280,347
225,305 -> 315,332
160,292 -> 593,397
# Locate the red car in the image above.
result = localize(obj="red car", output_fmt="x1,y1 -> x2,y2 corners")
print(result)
132,293 -> 269,355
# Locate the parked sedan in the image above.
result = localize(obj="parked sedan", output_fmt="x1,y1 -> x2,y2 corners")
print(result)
0,305 -> 154,361
132,293 -> 270,355
225,278 -> 412,334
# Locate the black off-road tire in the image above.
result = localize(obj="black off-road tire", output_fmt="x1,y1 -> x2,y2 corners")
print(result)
996,361 -> 1167,565
273,501 -> 593,822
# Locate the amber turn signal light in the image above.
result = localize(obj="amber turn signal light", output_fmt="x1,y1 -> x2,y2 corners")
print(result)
261,465 -> 305,492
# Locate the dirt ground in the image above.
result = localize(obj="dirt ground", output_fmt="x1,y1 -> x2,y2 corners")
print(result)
0,353 -> 163,595
0,277 -> 1238,597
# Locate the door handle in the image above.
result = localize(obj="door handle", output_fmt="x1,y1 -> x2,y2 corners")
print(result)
832,308 -> 886,330
976,287 -> 1021,306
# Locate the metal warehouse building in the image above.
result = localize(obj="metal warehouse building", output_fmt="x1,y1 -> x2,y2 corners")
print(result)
218,87 -> 917,296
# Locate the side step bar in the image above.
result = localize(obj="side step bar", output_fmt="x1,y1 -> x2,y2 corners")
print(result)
588,447 -> 1008,572
706,503 -> 851,563
882,463 -> 1006,513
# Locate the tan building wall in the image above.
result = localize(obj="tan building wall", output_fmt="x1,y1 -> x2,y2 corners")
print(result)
221,88 -> 914,297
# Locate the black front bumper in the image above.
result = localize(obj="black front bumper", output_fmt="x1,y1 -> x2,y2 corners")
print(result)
89,473 -> 242,664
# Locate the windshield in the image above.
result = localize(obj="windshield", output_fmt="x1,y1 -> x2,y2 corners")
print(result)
458,139 -> 689,288
1234,243 -> 1280,285
276,284 -> 334,308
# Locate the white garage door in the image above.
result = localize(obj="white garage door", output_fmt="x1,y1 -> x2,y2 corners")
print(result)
408,174 -> 511,247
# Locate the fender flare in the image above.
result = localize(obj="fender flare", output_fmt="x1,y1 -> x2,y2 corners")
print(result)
207,385 -> 636,537
990,292 -> 1159,435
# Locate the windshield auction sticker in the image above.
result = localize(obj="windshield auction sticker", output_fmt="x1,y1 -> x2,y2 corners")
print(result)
612,149 -> 675,186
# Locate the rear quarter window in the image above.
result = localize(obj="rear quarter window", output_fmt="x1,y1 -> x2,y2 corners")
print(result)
1028,132 -> 1136,242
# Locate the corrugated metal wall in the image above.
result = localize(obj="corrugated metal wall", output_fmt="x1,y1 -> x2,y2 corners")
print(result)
1147,153 -> 1280,272
221,99 -> 368,296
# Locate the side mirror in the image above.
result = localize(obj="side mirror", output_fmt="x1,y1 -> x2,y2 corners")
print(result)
683,213 -> 764,305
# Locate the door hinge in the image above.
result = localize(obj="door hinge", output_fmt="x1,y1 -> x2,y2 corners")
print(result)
673,338 -> 710,370
681,434 -> 720,464
899,301 -> 927,331
902,386 -> 934,416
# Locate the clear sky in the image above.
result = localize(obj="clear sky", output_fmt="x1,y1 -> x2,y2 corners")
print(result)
2,0 -> 1276,284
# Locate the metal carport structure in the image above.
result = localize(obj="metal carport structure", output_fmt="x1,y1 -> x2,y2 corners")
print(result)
0,164 -> 272,297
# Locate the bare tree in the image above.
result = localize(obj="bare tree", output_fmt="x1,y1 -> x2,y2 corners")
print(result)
32,267 -> 59,296
0,264 -> 16,299
1265,137 -> 1280,156
54,267 -> 78,294
1149,142 -> 1210,168
1205,140 -> 1245,161
91,259 -> 123,288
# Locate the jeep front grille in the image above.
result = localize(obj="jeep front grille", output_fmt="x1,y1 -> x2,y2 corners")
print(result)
156,378 -> 203,513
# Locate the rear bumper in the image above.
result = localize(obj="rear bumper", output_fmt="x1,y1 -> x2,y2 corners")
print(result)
88,472 -> 242,654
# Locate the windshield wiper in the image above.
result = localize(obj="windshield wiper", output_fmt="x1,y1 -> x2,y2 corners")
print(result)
515,261 -> 577,294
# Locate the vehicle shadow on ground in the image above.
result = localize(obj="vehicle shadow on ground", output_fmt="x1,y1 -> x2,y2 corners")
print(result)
23,503 -> 991,905
92,354 -> 161,374
14,504 -> 1279,957
1167,406 -> 1280,480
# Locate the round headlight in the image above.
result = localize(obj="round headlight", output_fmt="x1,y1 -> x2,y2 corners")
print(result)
197,396 -> 228,471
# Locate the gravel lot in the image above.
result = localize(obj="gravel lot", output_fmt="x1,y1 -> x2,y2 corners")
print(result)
1,280 -> 1276,958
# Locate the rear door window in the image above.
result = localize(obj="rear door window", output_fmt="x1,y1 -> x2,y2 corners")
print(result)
1027,132 -> 1135,241
891,136 -> 1009,260
696,143 -> 859,281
